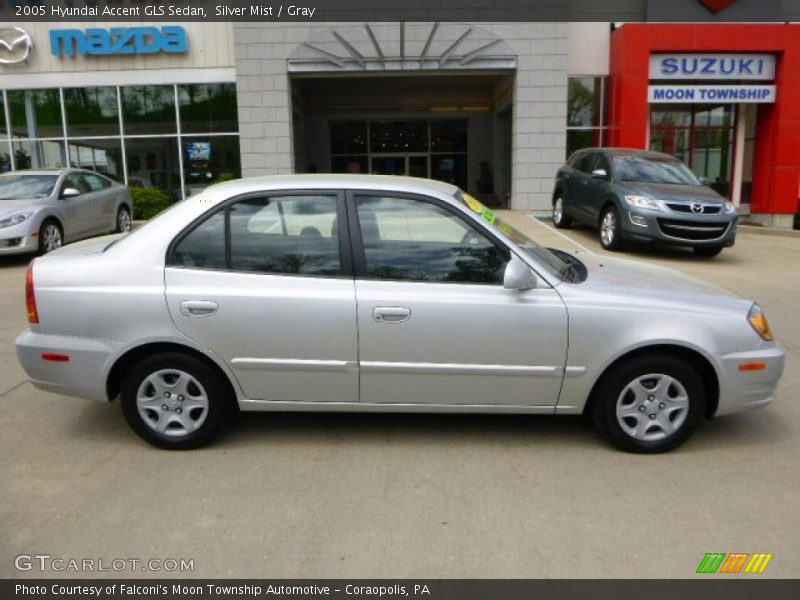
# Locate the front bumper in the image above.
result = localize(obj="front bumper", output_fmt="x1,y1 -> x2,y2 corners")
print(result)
0,221 -> 39,255
15,330 -> 123,402
715,344 -> 786,416
621,209 -> 738,247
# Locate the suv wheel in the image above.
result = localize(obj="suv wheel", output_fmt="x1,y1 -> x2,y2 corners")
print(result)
553,195 -> 572,229
599,206 -> 623,250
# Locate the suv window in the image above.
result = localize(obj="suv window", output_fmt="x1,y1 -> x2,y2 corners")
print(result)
355,195 -> 508,284
83,173 -> 112,191
171,194 -> 342,276
574,153 -> 596,174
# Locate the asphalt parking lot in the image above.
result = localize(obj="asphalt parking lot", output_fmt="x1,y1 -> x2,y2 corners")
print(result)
1,216 -> 798,579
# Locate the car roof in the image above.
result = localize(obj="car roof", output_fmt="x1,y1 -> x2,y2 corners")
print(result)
579,147 -> 678,161
203,174 -> 461,197
0,168 -> 109,177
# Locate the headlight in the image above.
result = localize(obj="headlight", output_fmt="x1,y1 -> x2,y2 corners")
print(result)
0,212 -> 33,229
624,195 -> 665,211
747,304 -> 774,341
724,202 -> 737,214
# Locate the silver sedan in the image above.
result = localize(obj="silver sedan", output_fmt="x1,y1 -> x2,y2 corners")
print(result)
15,175 -> 785,452
0,169 -> 133,255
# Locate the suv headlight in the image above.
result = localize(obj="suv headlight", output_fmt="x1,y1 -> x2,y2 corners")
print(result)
724,202 -> 737,214
624,195 -> 665,211
747,304 -> 774,341
0,212 -> 33,229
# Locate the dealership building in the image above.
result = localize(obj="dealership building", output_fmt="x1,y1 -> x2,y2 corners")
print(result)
1,20 -> 798,227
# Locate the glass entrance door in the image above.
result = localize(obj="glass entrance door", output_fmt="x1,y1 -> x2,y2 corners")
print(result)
650,104 -> 735,198
371,154 -> 429,178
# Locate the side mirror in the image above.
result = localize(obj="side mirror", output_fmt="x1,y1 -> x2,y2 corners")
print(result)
61,187 -> 81,199
698,176 -> 708,185
591,168 -> 608,179
503,256 -> 538,291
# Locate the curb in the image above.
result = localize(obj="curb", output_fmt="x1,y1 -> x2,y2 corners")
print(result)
738,224 -> 800,239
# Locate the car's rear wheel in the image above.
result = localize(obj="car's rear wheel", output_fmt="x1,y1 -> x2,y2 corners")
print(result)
115,206 -> 132,233
120,353 -> 233,449
590,354 -> 706,453
553,195 -> 572,229
599,206 -> 623,250
38,220 -> 63,255
693,245 -> 723,258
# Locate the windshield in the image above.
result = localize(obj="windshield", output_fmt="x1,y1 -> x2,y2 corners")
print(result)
0,174 -> 59,200
613,155 -> 701,185
454,191 -> 572,280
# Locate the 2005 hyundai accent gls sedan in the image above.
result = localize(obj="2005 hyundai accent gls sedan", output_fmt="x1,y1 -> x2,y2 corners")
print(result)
15,175 -> 785,452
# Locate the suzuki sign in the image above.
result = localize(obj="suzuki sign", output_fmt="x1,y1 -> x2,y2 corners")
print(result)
650,53 -> 775,81
50,26 -> 188,58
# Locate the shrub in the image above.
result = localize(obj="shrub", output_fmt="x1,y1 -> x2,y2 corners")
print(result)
129,187 -> 171,221
217,171 -> 237,183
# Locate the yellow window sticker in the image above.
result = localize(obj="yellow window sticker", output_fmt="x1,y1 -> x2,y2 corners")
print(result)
463,193 -> 486,214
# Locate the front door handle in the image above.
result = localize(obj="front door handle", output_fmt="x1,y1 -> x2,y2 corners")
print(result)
180,300 -> 218,317
373,306 -> 411,324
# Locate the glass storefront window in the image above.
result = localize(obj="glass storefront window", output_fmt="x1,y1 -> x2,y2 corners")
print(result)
370,121 -> 427,152
12,140 -> 66,169
7,89 -> 63,139
64,87 -> 120,138
566,77 -> 609,157
183,135 -> 242,196
431,120 -> 467,152
0,93 -> 9,173
122,86 -> 177,136
331,121 -> 367,154
331,155 -> 368,174
125,137 -> 181,199
68,138 -> 124,180
431,154 -> 467,190
178,84 -> 238,134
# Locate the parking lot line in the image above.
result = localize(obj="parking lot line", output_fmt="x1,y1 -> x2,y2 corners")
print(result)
526,214 -> 597,255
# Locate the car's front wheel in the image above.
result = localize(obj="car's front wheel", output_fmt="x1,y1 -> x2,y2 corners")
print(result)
120,353 -> 233,449
590,354 -> 706,453
553,195 -> 572,229
599,205 -> 623,250
38,219 -> 63,255
115,206 -> 132,233
693,245 -> 723,258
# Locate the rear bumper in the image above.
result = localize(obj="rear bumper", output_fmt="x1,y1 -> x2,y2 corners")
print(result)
715,345 -> 786,416
15,330 -> 122,402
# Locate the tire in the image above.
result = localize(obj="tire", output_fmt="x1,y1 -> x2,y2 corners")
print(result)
590,354 -> 706,453
120,353 -> 233,449
553,195 -> 572,229
38,219 -> 63,255
115,205 -> 132,233
693,245 -> 723,258
599,205 -> 623,251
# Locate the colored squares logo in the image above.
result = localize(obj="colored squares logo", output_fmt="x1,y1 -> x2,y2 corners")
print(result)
697,553 -> 773,574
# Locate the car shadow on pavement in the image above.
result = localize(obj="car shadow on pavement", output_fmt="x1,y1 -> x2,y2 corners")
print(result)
0,255 -> 34,268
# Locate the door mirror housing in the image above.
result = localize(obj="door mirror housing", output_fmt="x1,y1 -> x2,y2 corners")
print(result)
61,187 -> 81,199
698,176 -> 709,185
591,168 -> 608,179
503,256 -> 538,291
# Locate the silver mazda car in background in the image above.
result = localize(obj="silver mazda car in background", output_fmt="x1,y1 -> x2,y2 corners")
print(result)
0,169 -> 133,255
15,175 -> 784,452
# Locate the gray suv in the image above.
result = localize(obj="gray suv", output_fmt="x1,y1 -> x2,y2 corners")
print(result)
552,148 -> 738,257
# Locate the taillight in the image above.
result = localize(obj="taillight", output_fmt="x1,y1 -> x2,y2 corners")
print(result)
26,263 -> 39,324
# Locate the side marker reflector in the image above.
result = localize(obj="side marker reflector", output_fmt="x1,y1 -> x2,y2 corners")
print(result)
42,353 -> 70,362
738,362 -> 766,371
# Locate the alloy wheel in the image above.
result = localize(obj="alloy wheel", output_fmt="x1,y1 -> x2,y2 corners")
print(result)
601,210 -> 616,247
117,208 -> 132,232
42,223 -> 62,253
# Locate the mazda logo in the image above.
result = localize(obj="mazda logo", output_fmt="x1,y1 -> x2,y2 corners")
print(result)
691,203 -> 704,214
0,27 -> 33,66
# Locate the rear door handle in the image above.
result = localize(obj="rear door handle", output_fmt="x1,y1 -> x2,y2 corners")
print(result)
373,306 -> 411,324
180,300 -> 218,317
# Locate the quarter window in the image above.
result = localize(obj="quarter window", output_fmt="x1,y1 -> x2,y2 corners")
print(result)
355,195 -> 508,284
